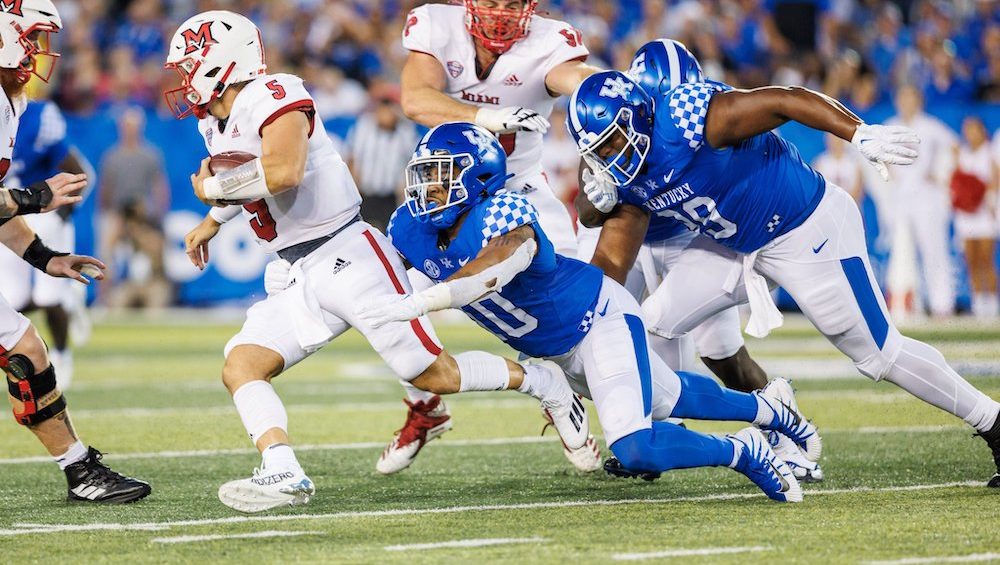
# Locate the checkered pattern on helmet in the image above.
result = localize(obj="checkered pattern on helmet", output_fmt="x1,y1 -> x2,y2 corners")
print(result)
480,193 -> 538,245
667,82 -> 720,150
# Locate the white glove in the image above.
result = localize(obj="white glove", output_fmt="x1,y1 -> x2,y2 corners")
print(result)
581,167 -> 619,214
263,258 -> 292,295
851,123 -> 920,181
355,293 -> 429,329
475,106 -> 550,134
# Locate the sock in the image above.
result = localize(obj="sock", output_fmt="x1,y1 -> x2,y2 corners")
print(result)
885,338 -> 1000,433
455,351 -> 511,392
610,423 -> 735,473
400,379 -> 436,403
670,371 -> 759,423
517,362 -> 559,399
261,443 -> 302,473
232,380 -> 288,445
55,440 -> 88,470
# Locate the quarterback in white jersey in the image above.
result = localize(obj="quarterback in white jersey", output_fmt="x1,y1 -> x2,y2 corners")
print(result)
170,10 -> 592,513
384,0 -> 604,475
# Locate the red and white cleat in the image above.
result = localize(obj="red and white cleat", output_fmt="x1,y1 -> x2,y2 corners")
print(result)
376,395 -> 453,475
542,393 -> 602,473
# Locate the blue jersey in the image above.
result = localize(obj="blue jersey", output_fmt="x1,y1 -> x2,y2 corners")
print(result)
619,82 -> 826,253
10,101 -> 71,187
389,193 -> 604,358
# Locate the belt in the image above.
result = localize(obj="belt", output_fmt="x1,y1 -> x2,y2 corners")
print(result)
276,214 -> 361,263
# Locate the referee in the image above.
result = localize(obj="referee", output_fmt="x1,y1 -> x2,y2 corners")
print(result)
345,85 -> 419,232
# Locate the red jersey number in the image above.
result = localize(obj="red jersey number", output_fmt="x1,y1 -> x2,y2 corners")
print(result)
243,200 -> 278,242
559,28 -> 583,47
266,80 -> 286,100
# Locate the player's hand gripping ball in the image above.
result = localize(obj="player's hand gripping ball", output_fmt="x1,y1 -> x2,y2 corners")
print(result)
205,151 -> 258,205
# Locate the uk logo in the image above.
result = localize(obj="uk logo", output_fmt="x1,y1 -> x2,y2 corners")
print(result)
0,0 -> 24,16
447,61 -> 464,78
599,76 -> 634,100
181,22 -> 216,55
462,129 -> 494,154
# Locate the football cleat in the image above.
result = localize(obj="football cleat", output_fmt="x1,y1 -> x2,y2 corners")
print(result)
562,434 -> 602,473
976,416 -> 1000,487
766,430 -> 824,483
603,456 -> 661,481
729,427 -> 803,503
65,447 -> 151,504
376,395 -> 453,475
218,466 -> 314,513
756,378 -> 822,462
536,361 -> 590,452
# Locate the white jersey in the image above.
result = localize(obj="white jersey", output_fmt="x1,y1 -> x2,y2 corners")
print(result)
885,113 -> 957,192
0,92 -> 24,183
199,73 -> 362,254
402,4 -> 588,184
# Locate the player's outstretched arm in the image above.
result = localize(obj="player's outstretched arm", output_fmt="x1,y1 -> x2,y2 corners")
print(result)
589,204 -> 649,285
401,51 -> 548,134
544,60 -> 603,97
356,225 -> 538,329
0,173 -> 88,219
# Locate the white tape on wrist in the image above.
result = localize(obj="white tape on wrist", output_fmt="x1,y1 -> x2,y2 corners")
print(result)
203,159 -> 270,201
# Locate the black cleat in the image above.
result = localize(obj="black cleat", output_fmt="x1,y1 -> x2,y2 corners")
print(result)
65,447 -> 151,503
603,457 -> 661,482
977,417 -> 1000,488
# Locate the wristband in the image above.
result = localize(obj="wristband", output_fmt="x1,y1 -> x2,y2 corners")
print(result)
22,235 -> 67,272
10,181 -> 53,215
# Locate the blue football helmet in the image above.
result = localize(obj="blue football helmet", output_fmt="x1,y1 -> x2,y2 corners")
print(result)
567,70 -> 653,187
627,39 -> 705,98
404,122 -> 510,228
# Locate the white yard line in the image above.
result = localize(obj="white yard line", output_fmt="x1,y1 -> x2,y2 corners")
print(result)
613,546 -> 771,561
151,530 -> 322,544
0,481 -> 980,537
384,537 -> 548,551
864,553 -> 1000,564
0,436 -> 558,465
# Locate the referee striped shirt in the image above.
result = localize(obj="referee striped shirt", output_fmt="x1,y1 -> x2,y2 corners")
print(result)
345,115 -> 418,197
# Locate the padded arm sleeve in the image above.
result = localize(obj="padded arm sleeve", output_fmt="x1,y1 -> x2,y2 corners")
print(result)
416,237 -> 538,311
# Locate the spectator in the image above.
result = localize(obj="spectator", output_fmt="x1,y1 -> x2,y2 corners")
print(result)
98,108 -> 171,309
884,84 -> 958,319
541,106 -> 583,209
344,85 -> 418,233
812,132 -> 864,205
952,116 -> 999,319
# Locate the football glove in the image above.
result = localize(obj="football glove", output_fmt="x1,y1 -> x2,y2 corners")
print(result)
263,258 -> 292,295
355,293 -> 429,329
851,123 -> 920,181
581,167 -> 619,214
475,106 -> 550,134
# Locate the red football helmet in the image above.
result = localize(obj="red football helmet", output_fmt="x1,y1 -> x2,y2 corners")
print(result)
464,0 -> 538,54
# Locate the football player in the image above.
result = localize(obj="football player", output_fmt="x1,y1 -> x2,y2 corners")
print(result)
167,10 -> 589,513
0,0 -> 150,504
385,0 -> 603,475
568,70 -> 1000,487
0,100 -> 94,390
357,122 -> 823,502
578,40 -> 820,481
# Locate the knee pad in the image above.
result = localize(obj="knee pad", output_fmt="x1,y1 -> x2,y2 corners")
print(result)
610,429 -> 657,472
2,355 -> 65,425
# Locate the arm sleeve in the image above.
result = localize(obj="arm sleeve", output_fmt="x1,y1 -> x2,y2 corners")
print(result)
478,193 -> 540,247
209,205 -> 242,224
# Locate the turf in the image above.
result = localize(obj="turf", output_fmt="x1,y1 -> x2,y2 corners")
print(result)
0,315 -> 998,564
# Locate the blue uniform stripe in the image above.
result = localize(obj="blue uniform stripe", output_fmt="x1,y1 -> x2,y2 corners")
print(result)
840,256 -> 889,349
623,314 -> 653,417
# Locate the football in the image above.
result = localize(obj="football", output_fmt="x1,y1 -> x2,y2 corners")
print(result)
209,150 -> 257,174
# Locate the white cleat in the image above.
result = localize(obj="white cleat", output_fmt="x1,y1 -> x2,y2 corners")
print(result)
729,427 -> 803,503
376,395 -> 453,475
561,434 -> 602,472
766,430 -> 824,482
758,378 -> 822,462
535,361 -> 589,451
218,466 -> 315,513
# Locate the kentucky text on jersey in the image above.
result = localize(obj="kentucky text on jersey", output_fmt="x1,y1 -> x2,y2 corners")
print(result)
389,193 -> 603,358
620,82 -> 827,253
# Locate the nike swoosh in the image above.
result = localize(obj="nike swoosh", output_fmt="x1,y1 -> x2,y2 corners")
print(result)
458,257 -> 469,266
812,239 -> 829,254
663,168 -> 674,184
598,299 -> 609,317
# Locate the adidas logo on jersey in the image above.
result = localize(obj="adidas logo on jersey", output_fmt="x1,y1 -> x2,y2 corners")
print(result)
231,124 -> 241,138
503,74 -> 522,86
332,258 -> 351,275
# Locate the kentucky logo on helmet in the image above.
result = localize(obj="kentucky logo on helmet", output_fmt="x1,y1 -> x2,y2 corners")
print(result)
182,22 -> 216,55
599,76 -> 634,100
0,0 -> 24,16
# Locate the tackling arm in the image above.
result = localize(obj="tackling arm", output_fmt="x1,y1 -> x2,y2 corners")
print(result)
589,204 -> 649,285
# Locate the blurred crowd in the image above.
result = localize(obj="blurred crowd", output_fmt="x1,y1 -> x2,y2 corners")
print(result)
34,0 -> 1000,318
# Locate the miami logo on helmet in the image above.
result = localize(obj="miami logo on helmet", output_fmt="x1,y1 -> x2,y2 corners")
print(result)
181,22 -> 216,55
0,0 -> 24,16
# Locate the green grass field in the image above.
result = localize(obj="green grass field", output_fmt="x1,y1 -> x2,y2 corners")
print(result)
1,314 -> 999,564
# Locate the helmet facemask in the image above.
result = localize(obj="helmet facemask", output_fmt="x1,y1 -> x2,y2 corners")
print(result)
163,52 -> 236,120
405,152 -> 475,228
464,0 -> 537,54
577,107 -> 650,187
8,21 -> 59,84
